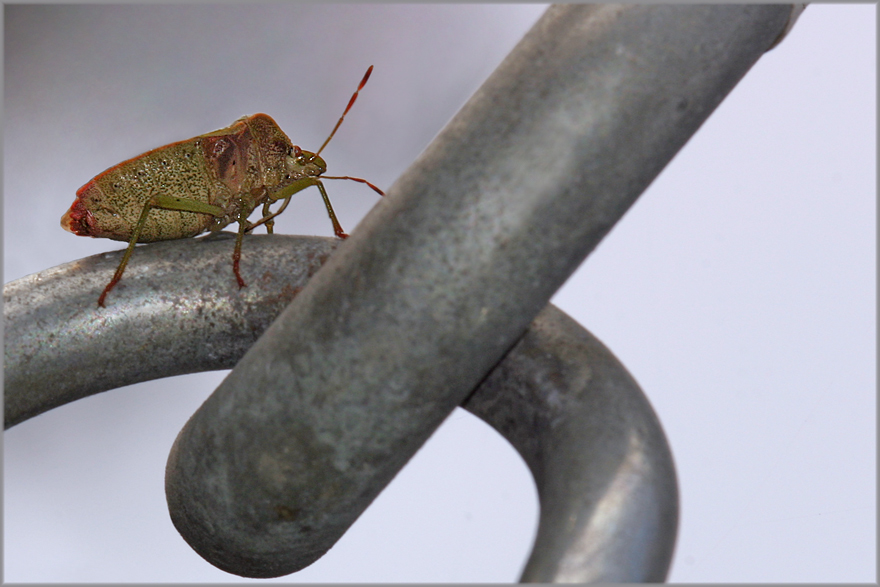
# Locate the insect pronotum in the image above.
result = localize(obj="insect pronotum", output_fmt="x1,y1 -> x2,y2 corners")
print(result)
61,66 -> 383,307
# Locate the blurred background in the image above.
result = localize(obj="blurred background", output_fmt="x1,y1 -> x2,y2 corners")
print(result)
3,4 -> 875,582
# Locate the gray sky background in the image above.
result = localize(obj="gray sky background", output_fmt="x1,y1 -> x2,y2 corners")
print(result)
3,4 -> 875,582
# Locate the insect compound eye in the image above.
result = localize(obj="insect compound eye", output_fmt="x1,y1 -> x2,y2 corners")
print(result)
287,145 -> 304,164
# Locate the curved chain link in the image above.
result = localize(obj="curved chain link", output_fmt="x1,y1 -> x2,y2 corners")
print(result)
4,4 -> 803,582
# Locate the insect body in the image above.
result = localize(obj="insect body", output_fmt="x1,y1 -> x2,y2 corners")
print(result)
62,66 -> 382,307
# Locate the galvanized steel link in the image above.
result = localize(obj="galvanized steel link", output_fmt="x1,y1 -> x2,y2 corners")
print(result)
4,3 -> 804,582
162,4 -> 797,578
4,235 -> 678,582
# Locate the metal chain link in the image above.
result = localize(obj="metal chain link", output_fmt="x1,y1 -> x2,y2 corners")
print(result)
4,4 -> 803,581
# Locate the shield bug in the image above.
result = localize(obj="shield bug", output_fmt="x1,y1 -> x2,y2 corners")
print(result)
62,66 -> 383,307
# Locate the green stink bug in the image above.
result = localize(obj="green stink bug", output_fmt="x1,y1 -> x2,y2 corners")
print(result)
62,66 -> 382,307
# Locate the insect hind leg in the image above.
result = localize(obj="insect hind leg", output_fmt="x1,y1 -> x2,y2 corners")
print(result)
97,194 -> 226,307
97,203 -> 153,307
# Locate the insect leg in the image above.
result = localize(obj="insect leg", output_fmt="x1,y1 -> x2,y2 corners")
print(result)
232,217 -> 249,288
315,181 -> 347,239
243,177 -> 347,239
260,201 -> 274,234
239,186 -> 273,235
97,195 -> 226,307
248,195 -> 293,234
98,205 -> 152,307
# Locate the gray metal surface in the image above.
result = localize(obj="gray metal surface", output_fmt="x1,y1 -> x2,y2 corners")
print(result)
159,4 -> 794,578
4,235 -> 678,582
4,3 -> 803,581
3,234 -> 334,428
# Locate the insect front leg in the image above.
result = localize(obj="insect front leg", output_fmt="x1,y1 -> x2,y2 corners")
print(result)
98,194 -> 226,307
247,177 -> 347,238
314,180 -> 347,239
240,186 -> 277,235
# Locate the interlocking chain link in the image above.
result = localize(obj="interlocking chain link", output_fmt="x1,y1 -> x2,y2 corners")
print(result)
4,4 -> 803,581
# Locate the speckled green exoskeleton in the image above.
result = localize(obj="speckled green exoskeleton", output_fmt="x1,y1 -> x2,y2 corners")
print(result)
62,66 -> 382,307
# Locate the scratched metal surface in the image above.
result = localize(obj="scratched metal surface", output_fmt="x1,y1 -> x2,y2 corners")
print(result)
8,3 -> 866,584
161,4 -> 794,579
4,234 -> 678,581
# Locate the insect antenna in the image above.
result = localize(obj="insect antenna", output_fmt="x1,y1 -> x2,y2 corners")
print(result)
315,65 -> 374,157
323,174 -> 384,196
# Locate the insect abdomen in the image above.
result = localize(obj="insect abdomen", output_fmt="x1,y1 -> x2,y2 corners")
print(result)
64,137 -> 231,242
